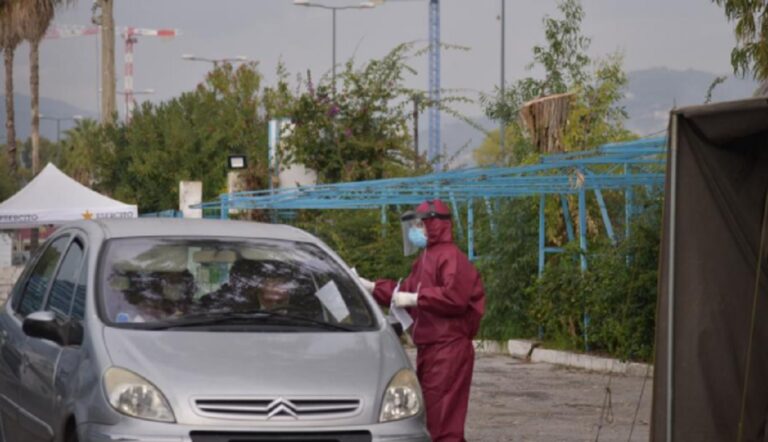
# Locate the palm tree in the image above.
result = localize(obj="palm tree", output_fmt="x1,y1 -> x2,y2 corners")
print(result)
60,118 -> 103,185
0,0 -> 22,173
18,0 -> 57,175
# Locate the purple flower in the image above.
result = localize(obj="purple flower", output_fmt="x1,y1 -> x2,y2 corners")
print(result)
344,128 -> 353,138
327,104 -> 340,117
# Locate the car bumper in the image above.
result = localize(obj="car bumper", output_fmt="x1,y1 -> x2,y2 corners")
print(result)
79,419 -> 430,442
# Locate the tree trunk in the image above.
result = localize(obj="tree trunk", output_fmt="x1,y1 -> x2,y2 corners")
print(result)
4,46 -> 16,172
30,39 -> 40,175
99,0 -> 116,125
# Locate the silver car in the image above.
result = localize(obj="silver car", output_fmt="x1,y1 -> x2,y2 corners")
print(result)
0,219 -> 429,442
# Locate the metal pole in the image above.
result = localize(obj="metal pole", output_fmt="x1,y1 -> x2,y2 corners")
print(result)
499,0 -> 505,152
413,96 -> 419,169
56,119 -> 61,164
332,8 -> 337,95
578,184 -> 588,352
428,0 -> 441,171
467,199 -> 474,261
666,114 -> 679,442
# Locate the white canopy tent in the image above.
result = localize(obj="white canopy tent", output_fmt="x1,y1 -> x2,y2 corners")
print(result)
0,164 -> 137,229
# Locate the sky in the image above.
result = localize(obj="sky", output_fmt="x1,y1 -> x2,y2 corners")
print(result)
2,0 -> 741,120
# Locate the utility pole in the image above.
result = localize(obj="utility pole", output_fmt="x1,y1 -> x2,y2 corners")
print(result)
500,0 -> 506,152
93,0 -> 116,125
428,0 -> 441,171
413,96 -> 419,169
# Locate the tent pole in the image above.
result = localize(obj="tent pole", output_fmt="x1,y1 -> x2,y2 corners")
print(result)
666,114 -> 679,442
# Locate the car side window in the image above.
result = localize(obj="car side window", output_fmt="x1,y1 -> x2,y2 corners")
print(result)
17,236 -> 70,317
70,257 -> 88,321
47,239 -> 85,319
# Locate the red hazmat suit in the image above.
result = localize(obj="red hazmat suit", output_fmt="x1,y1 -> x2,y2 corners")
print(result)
373,200 -> 485,442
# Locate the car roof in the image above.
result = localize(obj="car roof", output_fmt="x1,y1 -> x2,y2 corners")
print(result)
62,219 -> 317,243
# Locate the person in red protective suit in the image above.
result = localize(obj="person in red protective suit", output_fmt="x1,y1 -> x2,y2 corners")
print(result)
358,199 -> 485,442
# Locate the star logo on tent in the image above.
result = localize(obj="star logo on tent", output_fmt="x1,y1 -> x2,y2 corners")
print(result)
82,210 -> 93,220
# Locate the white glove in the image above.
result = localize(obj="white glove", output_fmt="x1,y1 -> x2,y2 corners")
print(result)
393,291 -> 418,307
358,276 -> 376,293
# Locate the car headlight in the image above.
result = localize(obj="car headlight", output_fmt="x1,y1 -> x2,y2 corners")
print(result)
379,368 -> 423,422
103,367 -> 176,423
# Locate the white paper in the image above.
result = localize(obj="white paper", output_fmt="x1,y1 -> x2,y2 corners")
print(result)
315,280 -> 351,323
389,280 -> 413,330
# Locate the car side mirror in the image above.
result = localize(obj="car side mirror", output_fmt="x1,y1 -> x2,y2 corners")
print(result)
387,316 -> 404,337
23,311 -> 63,345
22,311 -> 83,347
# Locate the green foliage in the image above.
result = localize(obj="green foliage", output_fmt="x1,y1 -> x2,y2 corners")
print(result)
282,44 -> 420,182
59,118 -> 112,187
475,199 -> 540,339
294,209 -> 412,282
531,0 -> 591,94
713,0 -> 768,79
529,195 -> 661,361
479,0 -> 632,167
563,53 -> 636,149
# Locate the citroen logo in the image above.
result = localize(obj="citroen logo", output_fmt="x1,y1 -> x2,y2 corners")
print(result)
266,397 -> 298,420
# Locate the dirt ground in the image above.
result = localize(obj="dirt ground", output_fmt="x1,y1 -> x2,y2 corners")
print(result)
410,350 -> 653,442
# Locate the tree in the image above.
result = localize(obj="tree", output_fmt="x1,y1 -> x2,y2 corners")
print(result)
478,0 -> 632,166
91,62 -> 275,212
18,0 -> 71,175
282,44 -> 420,182
713,0 -> 768,79
59,119 -> 108,186
0,0 -> 22,172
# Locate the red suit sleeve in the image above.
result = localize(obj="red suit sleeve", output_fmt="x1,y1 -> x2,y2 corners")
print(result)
372,279 -> 398,307
416,251 -> 473,317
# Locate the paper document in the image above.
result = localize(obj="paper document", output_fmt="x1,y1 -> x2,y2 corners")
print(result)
389,279 -> 414,330
315,280 -> 351,322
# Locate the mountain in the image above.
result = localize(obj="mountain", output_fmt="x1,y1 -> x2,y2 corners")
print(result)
621,68 -> 758,135
0,94 -> 95,142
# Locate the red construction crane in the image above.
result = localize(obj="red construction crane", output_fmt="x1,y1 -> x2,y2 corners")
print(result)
45,24 -> 180,121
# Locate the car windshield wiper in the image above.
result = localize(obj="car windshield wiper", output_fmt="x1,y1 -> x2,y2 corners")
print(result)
146,309 -> 353,331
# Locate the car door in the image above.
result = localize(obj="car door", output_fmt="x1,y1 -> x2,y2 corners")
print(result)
9,235 -> 70,442
0,243 -> 49,441
19,234 -> 84,442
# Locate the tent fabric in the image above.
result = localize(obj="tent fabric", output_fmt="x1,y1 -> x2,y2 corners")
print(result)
0,163 -> 137,229
652,98 -> 768,441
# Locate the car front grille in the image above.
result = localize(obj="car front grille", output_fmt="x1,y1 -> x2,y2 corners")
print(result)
193,397 -> 362,421
189,431 -> 372,442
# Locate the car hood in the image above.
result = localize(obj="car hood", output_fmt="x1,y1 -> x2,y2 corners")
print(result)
103,327 -> 407,426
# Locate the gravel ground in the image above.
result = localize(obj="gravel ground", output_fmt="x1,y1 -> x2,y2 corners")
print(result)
409,350 -> 653,442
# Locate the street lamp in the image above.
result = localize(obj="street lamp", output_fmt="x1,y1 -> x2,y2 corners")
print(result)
293,0 -> 378,94
39,114 -> 84,164
116,88 -> 155,122
181,54 -> 251,67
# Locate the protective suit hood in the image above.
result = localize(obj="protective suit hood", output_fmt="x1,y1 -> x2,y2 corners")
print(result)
415,199 -> 453,247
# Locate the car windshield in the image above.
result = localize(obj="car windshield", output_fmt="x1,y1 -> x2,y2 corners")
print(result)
98,238 -> 376,330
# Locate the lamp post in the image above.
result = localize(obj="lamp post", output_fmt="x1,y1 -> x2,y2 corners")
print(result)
293,0 -> 378,94
116,88 -> 155,122
39,114 -> 84,164
181,54 -> 250,67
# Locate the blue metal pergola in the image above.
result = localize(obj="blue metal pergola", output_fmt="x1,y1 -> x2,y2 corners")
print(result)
195,136 -> 667,350
197,136 -> 666,267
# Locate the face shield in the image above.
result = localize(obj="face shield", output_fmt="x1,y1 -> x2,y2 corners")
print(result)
400,211 -> 426,256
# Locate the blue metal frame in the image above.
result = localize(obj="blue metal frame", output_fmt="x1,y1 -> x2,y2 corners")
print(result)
194,136 -> 667,352
197,136 -> 666,257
